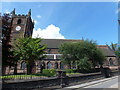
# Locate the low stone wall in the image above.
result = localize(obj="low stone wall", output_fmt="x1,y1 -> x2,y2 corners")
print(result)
2,71 -> 119,90
3,77 -> 60,89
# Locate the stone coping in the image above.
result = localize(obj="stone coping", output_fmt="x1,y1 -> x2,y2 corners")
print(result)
3,70 -> 119,83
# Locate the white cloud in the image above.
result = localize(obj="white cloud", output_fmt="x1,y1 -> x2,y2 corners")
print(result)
36,15 -> 41,19
4,9 -> 10,14
32,24 -> 65,39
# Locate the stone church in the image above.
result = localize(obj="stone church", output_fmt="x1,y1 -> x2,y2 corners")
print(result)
10,8 -> 34,42
5,9 -> 118,74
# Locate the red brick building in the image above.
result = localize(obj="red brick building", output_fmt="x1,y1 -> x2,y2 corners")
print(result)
19,39 -> 118,73
10,8 -> 34,42
2,9 -> 34,74
34,39 -> 118,70
3,9 -> 118,74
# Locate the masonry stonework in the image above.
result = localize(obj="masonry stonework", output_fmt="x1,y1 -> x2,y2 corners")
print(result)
4,9 -> 118,74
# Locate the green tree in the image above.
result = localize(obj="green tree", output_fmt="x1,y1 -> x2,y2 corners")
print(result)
110,43 -> 117,51
110,43 -> 120,66
13,37 -> 46,74
59,40 -> 105,70
78,57 -> 92,71
59,42 -> 78,69
1,13 -> 13,75
115,47 -> 120,58
115,47 -> 120,68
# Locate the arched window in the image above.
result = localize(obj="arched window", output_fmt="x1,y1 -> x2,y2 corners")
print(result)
21,61 -> 26,69
39,61 -> 45,69
60,62 -> 64,70
47,62 -> 52,69
72,62 -> 77,69
54,62 -> 58,69
109,58 -> 114,66
17,19 -> 22,24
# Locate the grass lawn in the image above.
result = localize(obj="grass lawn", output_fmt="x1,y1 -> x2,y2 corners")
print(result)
66,73 -> 81,75
0,74 -> 48,79
0,69 -> 84,79
1,69 -> 57,79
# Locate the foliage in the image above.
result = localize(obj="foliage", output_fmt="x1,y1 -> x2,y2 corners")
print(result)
59,40 -> 106,70
42,69 -> 56,77
110,43 -> 120,59
13,37 -> 47,74
2,13 -> 14,75
115,47 -> 120,58
1,69 -> 56,79
110,43 -> 117,51
65,69 -> 76,73
110,43 -> 120,65
78,57 -> 92,71
2,13 -> 12,66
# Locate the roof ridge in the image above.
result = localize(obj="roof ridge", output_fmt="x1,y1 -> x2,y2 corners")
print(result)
43,39 -> 81,41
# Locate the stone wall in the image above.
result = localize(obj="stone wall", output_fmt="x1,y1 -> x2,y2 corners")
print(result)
2,71 -> 119,90
2,74 -> 98,89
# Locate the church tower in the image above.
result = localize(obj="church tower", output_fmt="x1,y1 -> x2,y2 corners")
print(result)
11,8 -> 34,42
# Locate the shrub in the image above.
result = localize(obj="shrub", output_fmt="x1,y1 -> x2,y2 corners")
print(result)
42,69 -> 56,77
78,57 -> 92,71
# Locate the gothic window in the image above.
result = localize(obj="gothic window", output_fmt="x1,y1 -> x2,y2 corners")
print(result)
47,62 -> 52,69
109,58 -> 114,66
17,19 -> 22,24
39,61 -> 45,69
54,62 -> 58,69
60,62 -> 64,69
72,62 -> 77,69
21,61 -> 26,69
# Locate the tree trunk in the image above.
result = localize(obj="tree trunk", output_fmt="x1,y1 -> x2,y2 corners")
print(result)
76,65 -> 80,72
68,62 -> 71,69
27,63 -> 32,74
27,61 -> 36,74
40,64 -> 44,73
8,66 -> 11,74
27,64 -> 30,75
31,62 -> 36,74
2,66 -> 6,75
14,62 -> 17,75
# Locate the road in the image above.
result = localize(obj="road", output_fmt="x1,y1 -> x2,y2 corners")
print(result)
65,75 -> 119,89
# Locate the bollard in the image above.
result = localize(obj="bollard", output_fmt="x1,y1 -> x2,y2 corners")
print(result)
56,70 -> 68,88
100,67 -> 111,78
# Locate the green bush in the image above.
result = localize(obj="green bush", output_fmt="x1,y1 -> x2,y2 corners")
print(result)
78,57 -> 92,71
42,69 -> 56,77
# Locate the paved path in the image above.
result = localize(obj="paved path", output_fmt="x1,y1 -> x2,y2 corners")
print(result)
65,75 -> 119,89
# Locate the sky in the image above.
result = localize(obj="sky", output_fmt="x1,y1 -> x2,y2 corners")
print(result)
1,2 -> 118,45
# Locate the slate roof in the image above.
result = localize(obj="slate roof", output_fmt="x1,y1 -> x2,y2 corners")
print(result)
42,39 -> 116,57
42,39 -> 81,48
97,45 -> 116,57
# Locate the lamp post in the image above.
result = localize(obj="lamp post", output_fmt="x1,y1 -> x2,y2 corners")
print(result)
117,2 -> 120,74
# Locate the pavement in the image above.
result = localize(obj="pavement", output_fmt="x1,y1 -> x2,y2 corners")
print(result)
65,75 -> 119,89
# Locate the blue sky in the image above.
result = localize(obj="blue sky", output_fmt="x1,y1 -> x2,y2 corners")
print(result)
1,2 -> 118,45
